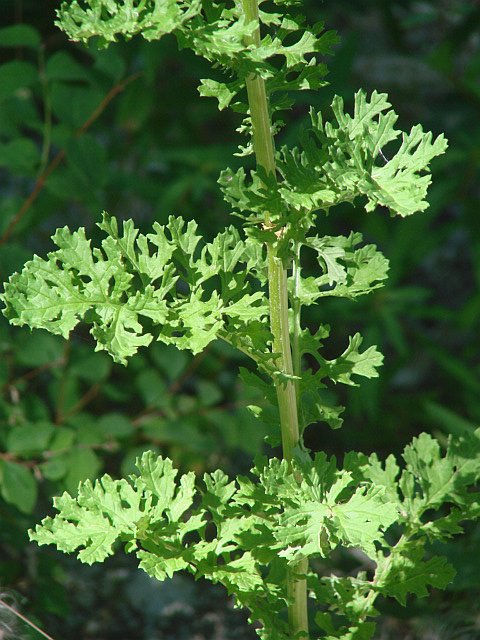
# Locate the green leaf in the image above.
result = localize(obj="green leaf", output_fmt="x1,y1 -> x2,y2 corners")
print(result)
223,89 -> 447,222
96,413 -> 134,439
7,421 -> 54,456
331,486 -> 397,556
0,460 -> 37,513
49,84 -> 104,128
46,51 -> 92,82
200,552 -> 264,594
30,452 -> 201,565
401,429 -> 480,514
0,61 -> 37,103
137,550 -> 189,580
295,329 -> 382,434
15,332 -> 64,368
378,542 -> 456,606
150,344 -> 188,381
32,476 -> 142,564
65,135 -> 107,191
0,24 -> 41,49
203,469 -> 237,517
324,334 -> 383,386
422,506 -> 473,542
194,8 -> 336,123
40,456 -> 69,482
69,351 -> 112,383
56,0 -> 203,45
332,623 -> 376,640
48,427 -> 76,452
299,384 -> 345,431
314,242 -> 347,286
279,90 -> 448,217
293,233 -> 389,304
2,214 -> 269,364
162,292 -> 224,355
279,484 -> 397,561
0,137 -> 39,174
244,455 -> 399,562
1,216 -> 174,364
345,452 -> 400,505
224,292 -> 268,321
64,448 -> 102,494
314,575 -> 374,628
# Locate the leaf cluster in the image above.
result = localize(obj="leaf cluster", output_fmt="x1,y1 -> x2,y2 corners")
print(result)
0,16 -> 261,547
31,427 -> 480,639
220,90 -> 447,231
2,216 -> 389,438
2,214 -> 269,364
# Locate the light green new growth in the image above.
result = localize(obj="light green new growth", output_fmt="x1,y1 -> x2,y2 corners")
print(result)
2,1 -> 475,640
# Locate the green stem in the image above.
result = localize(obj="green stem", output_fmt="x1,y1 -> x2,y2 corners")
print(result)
292,241 -> 302,400
268,256 -> 301,462
240,1 -> 308,637
292,241 -> 307,445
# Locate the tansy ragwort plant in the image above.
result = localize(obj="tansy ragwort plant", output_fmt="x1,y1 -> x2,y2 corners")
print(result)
2,1 -> 480,638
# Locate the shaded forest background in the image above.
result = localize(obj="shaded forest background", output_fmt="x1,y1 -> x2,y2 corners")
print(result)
1,1 -> 479,638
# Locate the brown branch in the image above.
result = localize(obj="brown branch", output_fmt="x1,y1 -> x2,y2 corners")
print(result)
1,357 -> 66,396
168,348 -> 210,395
41,441 -> 118,460
0,71 -> 142,246
57,382 -> 101,424
0,453 -> 37,469
0,598 -> 56,640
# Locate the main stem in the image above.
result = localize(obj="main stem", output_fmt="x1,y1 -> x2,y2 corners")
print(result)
241,1 -> 308,637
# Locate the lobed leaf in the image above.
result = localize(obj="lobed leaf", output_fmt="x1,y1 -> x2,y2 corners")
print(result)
344,428 -> 480,528
278,90 -> 447,218
278,484 -> 397,562
377,541 -> 456,606
29,452 -> 200,565
56,0 -> 202,45
1,214 -> 269,364
223,90 -> 447,223
401,429 -> 480,516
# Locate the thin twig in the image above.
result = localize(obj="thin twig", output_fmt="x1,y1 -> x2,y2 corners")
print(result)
60,383 -> 101,422
0,440 -> 118,470
0,453 -> 37,469
0,598 -> 56,640
0,71 -> 142,245
1,357 -> 66,396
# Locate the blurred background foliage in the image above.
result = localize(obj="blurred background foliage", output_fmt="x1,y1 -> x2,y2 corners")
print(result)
0,0 -> 479,638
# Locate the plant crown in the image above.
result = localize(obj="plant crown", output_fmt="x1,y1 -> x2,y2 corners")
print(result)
2,1 -> 480,639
